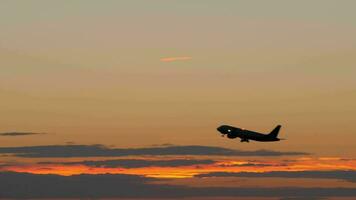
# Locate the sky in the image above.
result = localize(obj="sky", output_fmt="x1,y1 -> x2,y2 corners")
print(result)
0,0 -> 356,199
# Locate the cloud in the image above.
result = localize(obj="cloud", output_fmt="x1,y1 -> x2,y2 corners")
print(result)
279,197 -> 326,200
39,158 -> 216,168
0,172 -> 356,198
0,144 -> 308,158
218,162 -> 274,167
0,163 -> 12,168
160,56 -> 192,62
195,170 -> 356,183
0,132 -> 46,136
150,143 -> 175,147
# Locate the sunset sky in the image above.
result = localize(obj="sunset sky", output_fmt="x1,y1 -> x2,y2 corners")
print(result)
1,1 -> 356,199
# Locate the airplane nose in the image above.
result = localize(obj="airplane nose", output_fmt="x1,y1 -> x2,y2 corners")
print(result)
217,126 -> 222,132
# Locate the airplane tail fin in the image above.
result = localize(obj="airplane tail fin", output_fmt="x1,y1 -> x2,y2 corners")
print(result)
268,125 -> 281,138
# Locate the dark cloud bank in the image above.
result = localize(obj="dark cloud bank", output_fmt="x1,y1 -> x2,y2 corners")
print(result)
0,171 -> 355,198
39,158 -> 216,168
0,144 -> 308,158
196,170 -> 356,183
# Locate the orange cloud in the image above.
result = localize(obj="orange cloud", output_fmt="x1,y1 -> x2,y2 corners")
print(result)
160,56 -> 192,62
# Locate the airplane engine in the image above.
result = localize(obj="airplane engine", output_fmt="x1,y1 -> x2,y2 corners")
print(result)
227,133 -> 237,139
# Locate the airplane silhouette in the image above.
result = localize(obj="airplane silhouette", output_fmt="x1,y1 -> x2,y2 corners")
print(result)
217,125 -> 282,142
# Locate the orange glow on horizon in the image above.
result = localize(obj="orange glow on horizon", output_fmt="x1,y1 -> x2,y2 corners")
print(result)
2,157 -> 356,178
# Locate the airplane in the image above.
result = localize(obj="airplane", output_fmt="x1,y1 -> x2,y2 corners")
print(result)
217,124 -> 282,142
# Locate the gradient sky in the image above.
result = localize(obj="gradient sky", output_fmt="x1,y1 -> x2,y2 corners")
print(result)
1,0 -> 355,155
0,1 -> 356,199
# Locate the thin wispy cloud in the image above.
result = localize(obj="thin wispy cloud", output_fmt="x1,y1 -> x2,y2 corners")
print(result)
0,132 -> 46,137
160,56 -> 192,62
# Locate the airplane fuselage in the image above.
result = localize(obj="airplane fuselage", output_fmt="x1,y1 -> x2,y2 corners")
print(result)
217,125 -> 281,142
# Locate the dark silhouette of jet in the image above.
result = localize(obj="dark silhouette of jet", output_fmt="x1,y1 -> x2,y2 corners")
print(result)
217,125 -> 282,142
